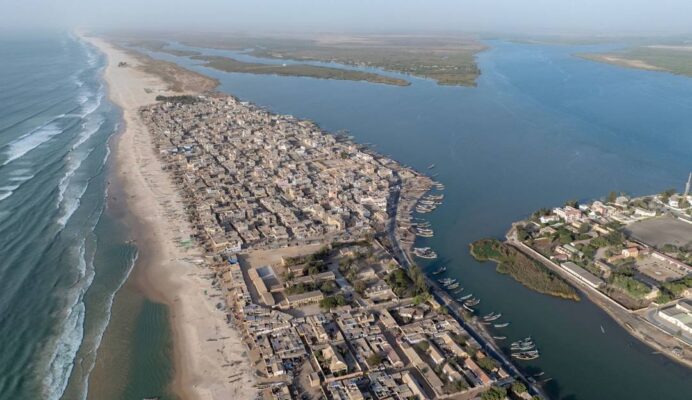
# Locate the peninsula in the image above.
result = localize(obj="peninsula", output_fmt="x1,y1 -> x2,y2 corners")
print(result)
141,93 -> 541,399
85,32 -> 540,400
484,184 -> 692,367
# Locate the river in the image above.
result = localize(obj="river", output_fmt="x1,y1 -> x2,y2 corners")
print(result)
141,39 -> 692,399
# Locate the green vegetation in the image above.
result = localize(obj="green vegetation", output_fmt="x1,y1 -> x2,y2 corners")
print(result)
470,239 -> 580,301
155,95 -> 200,104
580,46 -> 692,78
469,239 -> 504,260
168,33 -> 485,86
385,263 -> 428,298
366,353 -> 384,366
656,276 -> 692,304
285,282 -> 314,295
610,274 -> 651,299
511,381 -> 528,394
481,385 -> 508,400
284,246 -> 330,274
475,356 -> 497,373
443,379 -> 469,394
607,191 -> 618,203
286,280 -> 336,296
319,293 -> 348,310
190,55 -> 410,86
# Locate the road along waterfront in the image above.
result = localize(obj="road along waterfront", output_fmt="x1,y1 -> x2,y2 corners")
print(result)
137,37 -> 692,399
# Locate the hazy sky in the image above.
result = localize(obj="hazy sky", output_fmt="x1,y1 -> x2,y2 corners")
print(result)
3,0 -> 692,35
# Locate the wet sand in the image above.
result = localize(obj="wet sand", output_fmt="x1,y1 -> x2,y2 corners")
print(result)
79,33 -> 256,400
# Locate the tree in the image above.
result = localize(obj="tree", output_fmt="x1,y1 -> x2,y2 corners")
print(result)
481,386 -> 507,400
354,280 -> 367,293
565,199 -> 579,208
607,191 -> 617,203
319,296 -> 338,310
660,188 -> 676,202
476,356 -> 498,373
320,281 -> 336,294
516,225 -> 530,241
367,353 -> 384,366
511,382 -> 527,394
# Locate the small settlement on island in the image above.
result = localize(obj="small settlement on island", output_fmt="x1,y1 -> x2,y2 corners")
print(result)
509,180 -> 692,347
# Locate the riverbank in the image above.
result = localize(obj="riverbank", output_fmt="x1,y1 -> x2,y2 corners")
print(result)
501,194 -> 692,369
578,46 -> 692,77
469,239 -> 580,301
79,33 -> 256,399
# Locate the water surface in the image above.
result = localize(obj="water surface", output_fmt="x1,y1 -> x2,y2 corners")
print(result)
143,40 -> 692,399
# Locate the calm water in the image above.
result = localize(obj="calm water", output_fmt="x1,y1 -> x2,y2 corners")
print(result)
0,33 -> 174,400
147,40 -> 692,399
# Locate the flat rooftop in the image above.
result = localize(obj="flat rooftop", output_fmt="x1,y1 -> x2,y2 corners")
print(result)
562,262 -> 604,288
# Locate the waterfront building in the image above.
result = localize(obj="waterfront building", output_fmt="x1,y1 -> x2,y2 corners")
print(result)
658,300 -> 692,334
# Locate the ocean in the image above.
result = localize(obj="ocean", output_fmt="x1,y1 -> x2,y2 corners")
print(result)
2,31 -> 691,400
142,39 -> 692,399
0,32 -> 174,400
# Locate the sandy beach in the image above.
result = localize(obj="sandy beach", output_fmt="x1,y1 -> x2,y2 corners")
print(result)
79,34 -> 256,400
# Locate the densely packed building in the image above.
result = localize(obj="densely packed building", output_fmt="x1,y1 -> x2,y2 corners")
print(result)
141,95 -> 399,253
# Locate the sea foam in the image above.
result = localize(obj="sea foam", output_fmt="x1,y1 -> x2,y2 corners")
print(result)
1,120 -> 64,166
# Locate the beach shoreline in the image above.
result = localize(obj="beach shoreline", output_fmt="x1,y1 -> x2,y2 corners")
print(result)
79,33 -> 256,400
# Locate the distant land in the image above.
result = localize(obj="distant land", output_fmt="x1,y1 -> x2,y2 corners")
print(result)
578,45 -> 692,77
112,33 -> 486,86
124,38 -> 410,86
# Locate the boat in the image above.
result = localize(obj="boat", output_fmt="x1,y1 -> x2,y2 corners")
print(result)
428,163 -> 436,169
458,293 -> 473,301
453,287 -> 464,294
512,351 -> 540,360
494,322 -> 510,328
486,314 -> 502,322
483,313 -> 502,322
493,336 -> 507,340
415,205 -> 435,214
511,340 -> 534,348
439,278 -> 456,285
415,228 -> 434,237
511,343 -> 536,351
462,304 -> 475,312
511,337 -> 532,345
464,298 -> 480,307
413,247 -> 437,259
432,266 -> 446,275
447,283 -> 460,290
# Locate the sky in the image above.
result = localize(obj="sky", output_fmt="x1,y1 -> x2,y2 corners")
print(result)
2,0 -> 692,35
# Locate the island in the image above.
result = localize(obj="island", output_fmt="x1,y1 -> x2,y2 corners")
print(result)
189,54 -> 411,86
120,33 -> 486,86
123,38 -> 411,86
480,182 -> 692,367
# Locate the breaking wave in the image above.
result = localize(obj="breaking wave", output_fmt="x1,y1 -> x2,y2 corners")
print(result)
1,120 -> 64,166
41,240 -> 95,400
